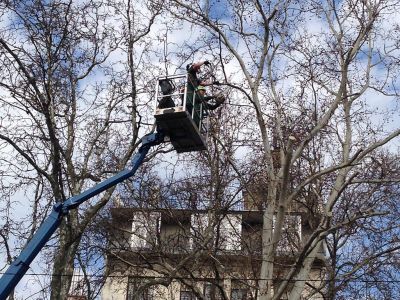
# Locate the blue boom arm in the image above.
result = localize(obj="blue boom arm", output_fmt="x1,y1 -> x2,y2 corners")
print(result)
0,132 -> 164,299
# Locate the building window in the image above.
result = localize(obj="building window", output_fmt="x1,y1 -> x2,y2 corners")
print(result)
204,283 -> 223,300
127,277 -> 155,300
242,222 -> 263,255
180,290 -> 197,300
231,280 -> 252,300
231,288 -> 248,300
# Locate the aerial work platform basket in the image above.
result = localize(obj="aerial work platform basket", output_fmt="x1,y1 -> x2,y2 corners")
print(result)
154,74 -> 209,153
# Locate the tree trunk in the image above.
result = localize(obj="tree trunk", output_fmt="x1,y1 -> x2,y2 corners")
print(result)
50,214 -> 80,299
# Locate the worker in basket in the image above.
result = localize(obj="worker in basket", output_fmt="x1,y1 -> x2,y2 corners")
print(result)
189,85 -> 225,128
185,61 -> 224,126
186,60 -> 220,91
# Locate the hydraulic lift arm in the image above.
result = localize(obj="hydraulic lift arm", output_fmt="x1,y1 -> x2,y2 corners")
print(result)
0,132 -> 164,299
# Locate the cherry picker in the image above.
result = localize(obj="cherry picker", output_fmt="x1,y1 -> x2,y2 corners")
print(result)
0,72 -> 215,298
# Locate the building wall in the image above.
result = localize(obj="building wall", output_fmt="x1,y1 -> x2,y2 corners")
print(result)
101,275 -> 128,300
103,208 -> 327,299
101,266 -> 326,299
120,276 -> 250,300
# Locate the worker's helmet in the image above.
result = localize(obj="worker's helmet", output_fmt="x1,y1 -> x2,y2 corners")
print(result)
196,85 -> 206,91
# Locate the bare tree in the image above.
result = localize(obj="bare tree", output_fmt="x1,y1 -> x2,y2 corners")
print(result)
165,0 -> 400,299
0,0 -> 162,298
3,0 -> 400,299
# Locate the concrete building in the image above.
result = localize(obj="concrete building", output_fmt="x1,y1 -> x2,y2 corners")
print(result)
100,195 -> 327,300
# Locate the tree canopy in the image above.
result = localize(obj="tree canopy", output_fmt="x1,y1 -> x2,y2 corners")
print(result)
1,0 -> 400,299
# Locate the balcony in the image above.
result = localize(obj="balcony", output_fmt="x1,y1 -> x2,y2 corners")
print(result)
108,208 -> 313,260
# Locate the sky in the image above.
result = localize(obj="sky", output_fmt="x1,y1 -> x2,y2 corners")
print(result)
1,0 -> 400,298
